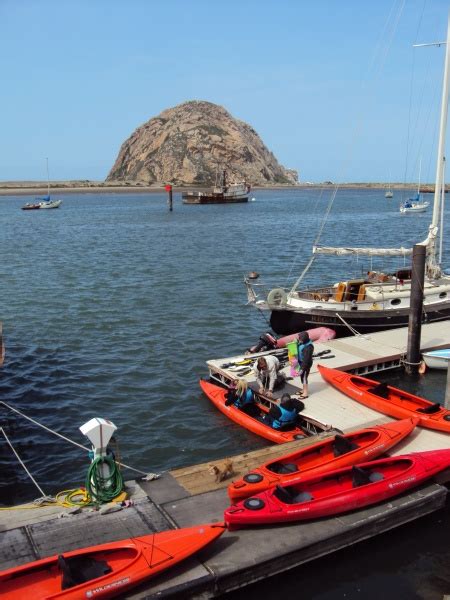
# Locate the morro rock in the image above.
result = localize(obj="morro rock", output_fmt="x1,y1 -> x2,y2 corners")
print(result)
106,100 -> 297,186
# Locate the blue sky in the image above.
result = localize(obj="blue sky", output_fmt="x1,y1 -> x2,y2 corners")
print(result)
1,0 -> 449,183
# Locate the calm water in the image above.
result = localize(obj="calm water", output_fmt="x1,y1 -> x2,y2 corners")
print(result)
1,188 -> 449,597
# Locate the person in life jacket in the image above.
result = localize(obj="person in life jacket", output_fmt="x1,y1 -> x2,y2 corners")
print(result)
254,355 -> 284,399
297,331 -> 314,398
225,379 -> 260,417
265,393 -> 305,430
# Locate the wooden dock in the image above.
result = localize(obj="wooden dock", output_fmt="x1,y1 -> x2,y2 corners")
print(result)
1,322 -> 450,598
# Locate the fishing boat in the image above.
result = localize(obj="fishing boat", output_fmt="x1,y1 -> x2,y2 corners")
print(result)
227,417 -> 418,502
224,448 -> 450,530
200,379 -> 335,443
244,19 -> 450,337
182,169 -> 250,204
0,523 -> 225,600
422,348 -> 450,369
318,364 -> 450,432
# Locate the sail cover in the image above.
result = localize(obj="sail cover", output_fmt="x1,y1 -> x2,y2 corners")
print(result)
313,245 -> 412,256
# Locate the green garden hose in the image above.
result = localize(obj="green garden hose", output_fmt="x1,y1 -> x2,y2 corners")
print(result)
85,455 -> 124,504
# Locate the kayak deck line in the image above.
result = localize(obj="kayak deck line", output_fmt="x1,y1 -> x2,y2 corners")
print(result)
2,321 -> 450,597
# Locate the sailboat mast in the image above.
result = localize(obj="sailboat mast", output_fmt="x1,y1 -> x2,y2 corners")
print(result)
424,13 -> 450,279
46,157 -> 50,197
425,12 -> 450,277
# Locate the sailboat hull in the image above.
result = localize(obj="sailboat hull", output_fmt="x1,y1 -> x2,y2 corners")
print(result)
270,302 -> 450,337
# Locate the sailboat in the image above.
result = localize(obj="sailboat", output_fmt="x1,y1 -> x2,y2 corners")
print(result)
22,158 -> 62,210
400,158 -> 429,213
385,174 -> 394,198
245,14 -> 450,337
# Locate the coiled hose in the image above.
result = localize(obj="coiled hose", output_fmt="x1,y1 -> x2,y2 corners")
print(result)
85,456 -> 124,504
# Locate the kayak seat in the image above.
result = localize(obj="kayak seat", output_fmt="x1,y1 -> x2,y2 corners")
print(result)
58,555 -> 112,590
369,471 -> 384,482
275,484 -> 295,504
351,466 -> 372,487
332,434 -> 359,457
270,462 -> 298,474
292,491 -> 314,503
367,382 -> 390,399
416,402 -> 442,414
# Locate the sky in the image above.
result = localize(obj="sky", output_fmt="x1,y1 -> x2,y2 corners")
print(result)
1,0 -> 449,183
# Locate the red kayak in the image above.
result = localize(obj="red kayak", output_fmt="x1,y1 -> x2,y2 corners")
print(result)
318,364 -> 450,432
200,380 -> 332,444
0,523 -> 225,599
227,417 -> 418,501
224,449 -> 450,530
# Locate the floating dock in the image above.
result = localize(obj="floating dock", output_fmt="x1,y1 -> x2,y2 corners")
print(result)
1,322 -> 450,598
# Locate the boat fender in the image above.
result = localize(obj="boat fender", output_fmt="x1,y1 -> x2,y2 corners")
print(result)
243,497 -> 265,510
243,473 -> 264,484
267,288 -> 287,307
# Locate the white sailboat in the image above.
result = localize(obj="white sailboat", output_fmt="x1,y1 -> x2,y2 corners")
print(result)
38,158 -> 62,209
385,174 -> 394,198
245,13 -> 450,337
400,158 -> 429,213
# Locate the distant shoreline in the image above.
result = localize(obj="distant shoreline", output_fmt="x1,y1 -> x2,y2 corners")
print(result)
0,181 -> 436,196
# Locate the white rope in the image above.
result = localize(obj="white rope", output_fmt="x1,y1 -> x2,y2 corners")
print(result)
0,426 -> 47,497
0,401 -> 150,477
335,313 -> 368,338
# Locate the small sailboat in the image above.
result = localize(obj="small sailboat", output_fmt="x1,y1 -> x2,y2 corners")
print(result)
385,175 -> 394,198
400,159 -> 429,213
22,158 -> 62,210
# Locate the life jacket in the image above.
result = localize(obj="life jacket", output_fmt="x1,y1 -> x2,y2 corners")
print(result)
298,340 -> 313,363
235,389 -> 254,409
272,404 -> 297,429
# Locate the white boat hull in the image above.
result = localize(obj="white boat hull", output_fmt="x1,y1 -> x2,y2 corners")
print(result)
422,349 -> 450,370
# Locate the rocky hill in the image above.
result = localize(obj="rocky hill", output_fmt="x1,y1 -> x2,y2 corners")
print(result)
106,100 -> 298,186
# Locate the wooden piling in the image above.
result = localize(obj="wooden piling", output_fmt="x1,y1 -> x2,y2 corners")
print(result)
405,244 -> 426,375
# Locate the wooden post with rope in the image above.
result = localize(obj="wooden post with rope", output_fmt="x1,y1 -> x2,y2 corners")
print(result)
405,244 -> 426,375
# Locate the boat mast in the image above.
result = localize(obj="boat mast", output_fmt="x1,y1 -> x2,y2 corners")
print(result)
424,12 -> 450,278
45,157 -> 50,198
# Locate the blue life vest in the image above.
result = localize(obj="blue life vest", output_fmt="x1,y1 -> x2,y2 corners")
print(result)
298,340 -> 313,363
272,404 -> 297,429
235,389 -> 254,409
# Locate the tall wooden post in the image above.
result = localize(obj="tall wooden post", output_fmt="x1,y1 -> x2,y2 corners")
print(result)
165,184 -> 173,211
405,244 -> 426,374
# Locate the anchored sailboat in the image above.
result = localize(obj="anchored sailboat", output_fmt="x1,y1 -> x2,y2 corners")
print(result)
400,158 -> 429,213
245,14 -> 450,337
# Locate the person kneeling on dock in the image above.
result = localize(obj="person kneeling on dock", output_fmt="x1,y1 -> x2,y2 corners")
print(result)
254,355 -> 284,398
225,379 -> 260,417
264,394 -> 305,430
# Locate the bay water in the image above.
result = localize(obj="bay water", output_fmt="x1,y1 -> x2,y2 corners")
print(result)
1,188 -> 449,597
